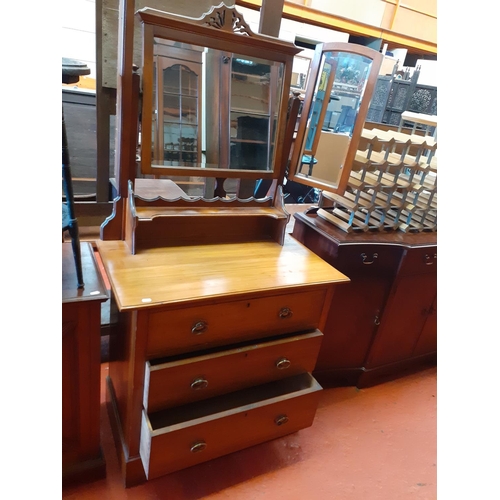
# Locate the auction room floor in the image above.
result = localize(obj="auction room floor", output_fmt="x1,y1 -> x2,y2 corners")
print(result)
62,364 -> 437,499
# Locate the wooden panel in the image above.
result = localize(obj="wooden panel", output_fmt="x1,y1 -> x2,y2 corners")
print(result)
62,242 -> 107,484
413,295 -> 437,356
130,209 -> 288,251
62,316 -> 80,461
315,274 -> 392,372
144,330 -> 323,411
336,243 -> 403,277
398,246 -> 437,277
140,373 -> 322,479
365,272 -> 436,367
146,289 -> 327,358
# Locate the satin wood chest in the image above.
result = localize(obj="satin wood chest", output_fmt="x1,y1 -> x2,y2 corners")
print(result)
97,236 -> 348,486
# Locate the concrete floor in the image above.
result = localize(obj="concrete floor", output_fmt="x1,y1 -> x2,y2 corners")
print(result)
62,364 -> 437,499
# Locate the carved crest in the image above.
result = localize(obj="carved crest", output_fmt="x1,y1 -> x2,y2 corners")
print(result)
199,3 -> 254,36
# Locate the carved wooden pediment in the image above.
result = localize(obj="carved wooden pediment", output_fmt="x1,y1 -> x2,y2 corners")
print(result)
199,3 -> 254,36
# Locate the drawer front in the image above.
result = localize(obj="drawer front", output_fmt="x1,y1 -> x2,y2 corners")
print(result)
146,288 -> 327,358
140,373 -> 322,480
144,330 -> 323,412
335,244 -> 403,277
398,246 -> 437,276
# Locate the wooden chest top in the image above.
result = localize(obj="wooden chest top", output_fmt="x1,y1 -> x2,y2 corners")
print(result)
96,235 -> 349,311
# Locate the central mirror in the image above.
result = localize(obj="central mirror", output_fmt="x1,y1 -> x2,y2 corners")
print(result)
288,43 -> 383,194
137,5 -> 300,197
150,40 -> 285,174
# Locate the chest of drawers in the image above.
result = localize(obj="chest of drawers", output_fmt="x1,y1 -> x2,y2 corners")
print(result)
97,236 -> 348,486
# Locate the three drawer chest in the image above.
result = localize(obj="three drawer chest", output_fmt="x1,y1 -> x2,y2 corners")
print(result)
97,235 -> 348,486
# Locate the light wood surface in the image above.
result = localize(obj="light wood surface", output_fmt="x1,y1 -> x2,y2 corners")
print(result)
401,111 -> 437,128
96,235 -> 349,311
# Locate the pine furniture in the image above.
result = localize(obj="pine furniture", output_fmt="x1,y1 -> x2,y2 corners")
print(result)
97,236 -> 348,485
97,4 -> 350,487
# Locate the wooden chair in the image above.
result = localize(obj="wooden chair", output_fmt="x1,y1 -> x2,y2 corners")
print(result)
62,110 -> 84,288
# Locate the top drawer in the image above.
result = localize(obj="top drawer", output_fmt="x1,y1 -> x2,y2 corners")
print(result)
334,244 -> 403,277
145,288 -> 328,358
398,246 -> 437,276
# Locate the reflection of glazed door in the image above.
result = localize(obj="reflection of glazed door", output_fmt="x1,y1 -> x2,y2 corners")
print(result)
230,57 -> 280,171
205,51 -> 279,171
155,52 -> 202,166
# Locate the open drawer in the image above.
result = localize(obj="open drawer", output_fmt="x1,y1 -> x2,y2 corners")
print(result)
140,373 -> 322,480
144,330 -> 323,412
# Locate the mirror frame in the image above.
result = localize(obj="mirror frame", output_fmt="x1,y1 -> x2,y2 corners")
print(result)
288,42 -> 383,194
137,5 -> 301,181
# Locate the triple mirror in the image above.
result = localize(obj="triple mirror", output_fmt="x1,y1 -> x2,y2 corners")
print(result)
288,42 -> 383,194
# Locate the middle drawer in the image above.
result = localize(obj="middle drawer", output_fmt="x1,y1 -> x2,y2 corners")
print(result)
144,330 -> 323,412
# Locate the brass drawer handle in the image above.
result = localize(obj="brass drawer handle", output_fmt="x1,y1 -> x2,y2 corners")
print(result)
278,307 -> 293,319
361,252 -> 378,265
275,357 -> 291,370
424,253 -> 437,265
275,414 -> 289,426
190,441 -> 207,453
191,321 -> 208,334
191,378 -> 208,390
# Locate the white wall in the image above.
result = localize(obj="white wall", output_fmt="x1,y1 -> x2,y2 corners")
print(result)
414,59 -> 438,87
62,0 -> 96,81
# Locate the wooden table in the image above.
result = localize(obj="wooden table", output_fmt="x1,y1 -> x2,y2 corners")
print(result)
62,242 -> 108,485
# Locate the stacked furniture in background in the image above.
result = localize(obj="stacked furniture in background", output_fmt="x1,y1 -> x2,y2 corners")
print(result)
316,126 -> 437,233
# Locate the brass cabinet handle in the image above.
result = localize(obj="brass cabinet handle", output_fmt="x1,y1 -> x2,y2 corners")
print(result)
424,253 -> 437,265
190,441 -> 207,453
279,307 -> 293,319
190,378 -> 208,390
275,415 -> 289,426
275,357 -> 291,370
191,321 -> 208,334
361,252 -> 378,265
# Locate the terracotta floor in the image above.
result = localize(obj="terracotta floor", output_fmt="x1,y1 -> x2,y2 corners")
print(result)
62,364 -> 437,500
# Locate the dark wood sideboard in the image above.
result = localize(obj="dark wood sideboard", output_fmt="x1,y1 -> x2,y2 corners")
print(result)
62,242 -> 108,485
292,207 -> 437,388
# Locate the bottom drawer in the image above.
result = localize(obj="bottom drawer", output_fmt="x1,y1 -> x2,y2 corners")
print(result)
140,373 -> 322,480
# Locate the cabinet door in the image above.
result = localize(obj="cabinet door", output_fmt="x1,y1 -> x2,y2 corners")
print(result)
315,275 -> 393,371
412,295 -> 437,356
365,273 -> 437,368
156,55 -> 202,165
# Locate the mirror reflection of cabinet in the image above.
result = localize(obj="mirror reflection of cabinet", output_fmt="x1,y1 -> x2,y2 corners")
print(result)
205,51 -> 282,173
139,7 -> 299,185
153,41 -> 203,166
288,43 -> 383,194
